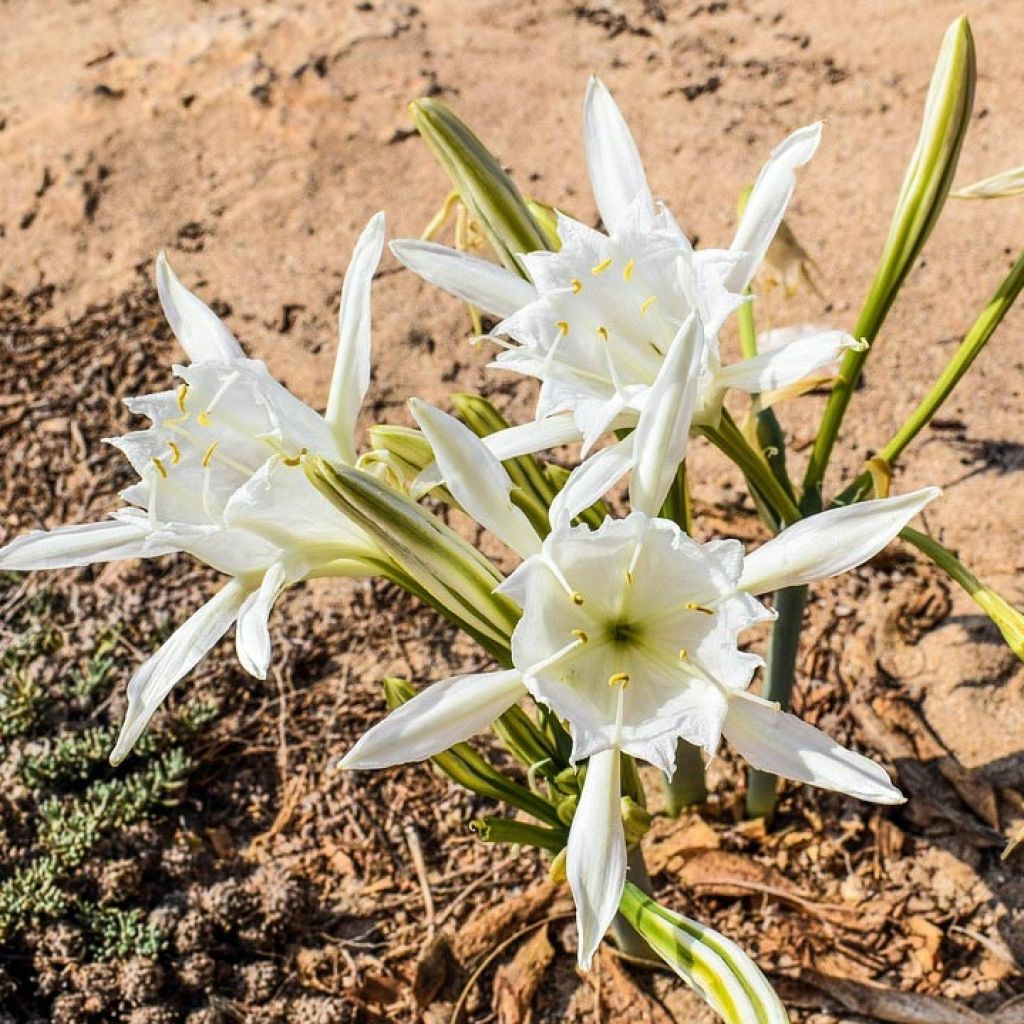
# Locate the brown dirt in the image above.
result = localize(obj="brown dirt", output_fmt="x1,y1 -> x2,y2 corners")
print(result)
1,2 -> 1023,1022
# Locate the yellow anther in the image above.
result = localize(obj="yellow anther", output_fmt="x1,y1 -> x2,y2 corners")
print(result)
570,278 -> 583,294
608,672 -> 630,688
570,591 -> 585,606
281,448 -> 306,468
678,648 -> 688,661
151,456 -> 168,479
625,570 -> 634,586
556,320 -> 570,337
167,441 -> 182,464
176,383 -> 189,413
201,441 -> 219,468
639,295 -> 657,316
571,629 -> 589,644
685,602 -> 715,616
591,257 -> 613,276
623,258 -> 635,281
596,325 -> 609,342
197,410 -> 212,427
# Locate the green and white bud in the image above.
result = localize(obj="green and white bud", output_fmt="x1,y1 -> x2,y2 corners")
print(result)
410,98 -> 551,273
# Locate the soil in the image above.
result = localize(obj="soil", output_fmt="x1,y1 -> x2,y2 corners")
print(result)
1,1 -> 1023,1022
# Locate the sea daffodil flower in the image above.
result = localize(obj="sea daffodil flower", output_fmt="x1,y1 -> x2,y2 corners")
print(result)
340,394 -> 939,969
0,213 -> 388,762
391,77 -> 858,507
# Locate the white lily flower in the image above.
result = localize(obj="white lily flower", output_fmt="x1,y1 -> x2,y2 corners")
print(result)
0,213 -> 388,763
340,402 -> 939,969
392,78 -> 855,496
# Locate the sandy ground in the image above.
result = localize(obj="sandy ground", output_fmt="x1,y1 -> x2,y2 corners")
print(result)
2,1 -> 1024,1021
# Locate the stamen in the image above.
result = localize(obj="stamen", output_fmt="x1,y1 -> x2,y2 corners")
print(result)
197,410 -> 212,427
201,441 -> 220,468
623,258 -> 635,281
591,257 -> 613,275
624,570 -> 634,586
151,457 -> 168,479
608,672 -> 630,688
176,384 -> 189,413
570,278 -> 583,293
523,636 -> 586,679
541,552 -> 578,600
596,325 -> 609,342
167,441 -> 182,464
556,320 -> 570,337
685,602 -> 715,616
678,649 -> 688,660
281,450 -> 304,467
571,629 -> 589,643
639,295 -> 657,316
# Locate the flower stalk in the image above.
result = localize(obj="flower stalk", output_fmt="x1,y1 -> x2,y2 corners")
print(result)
802,16 -> 975,508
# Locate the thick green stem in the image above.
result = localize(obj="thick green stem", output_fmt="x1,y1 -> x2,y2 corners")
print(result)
746,585 -> 809,819
611,845 -> 660,963
665,740 -> 707,815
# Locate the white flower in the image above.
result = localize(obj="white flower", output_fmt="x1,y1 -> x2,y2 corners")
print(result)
0,213 -> 388,762
392,77 -> 858,508
339,400 -> 939,969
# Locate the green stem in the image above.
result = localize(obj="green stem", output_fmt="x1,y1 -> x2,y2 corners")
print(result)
746,585 -> 809,819
834,248 -> 1024,507
611,845 -> 660,964
702,416 -> 802,527
665,740 -> 707,815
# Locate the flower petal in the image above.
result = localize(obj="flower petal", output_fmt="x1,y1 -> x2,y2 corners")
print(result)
583,77 -> 654,235
0,515 -> 162,570
111,578 -> 251,764
568,746 -> 627,969
341,669 -> 526,769
726,123 -> 822,292
410,399 -> 541,559
327,211 -> 386,463
739,487 -> 940,594
714,329 -> 859,395
482,414 -> 584,461
548,433 -> 635,526
156,252 -> 245,363
235,561 -> 290,680
629,312 -> 703,516
723,696 -> 904,803
390,239 -> 537,317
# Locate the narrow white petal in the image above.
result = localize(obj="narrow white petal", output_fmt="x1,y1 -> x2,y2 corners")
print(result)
411,400 -> 541,559
568,747 -> 627,969
482,415 -> 584,461
390,239 -> 537,317
155,252 -> 245,363
723,697 -> 904,803
111,578 -> 250,764
341,669 -> 526,769
629,312 -> 703,516
548,433 -> 635,526
714,330 -> 858,395
235,562 -> 290,679
0,517 -> 157,570
738,487 -> 940,594
326,211 -> 386,463
583,76 -> 654,235
727,123 -> 822,292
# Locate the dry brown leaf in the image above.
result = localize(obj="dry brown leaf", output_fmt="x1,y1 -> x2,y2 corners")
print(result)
412,932 -> 454,1009
801,969 -> 987,1023
453,881 -> 571,964
492,924 -> 554,1024
642,813 -> 721,876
